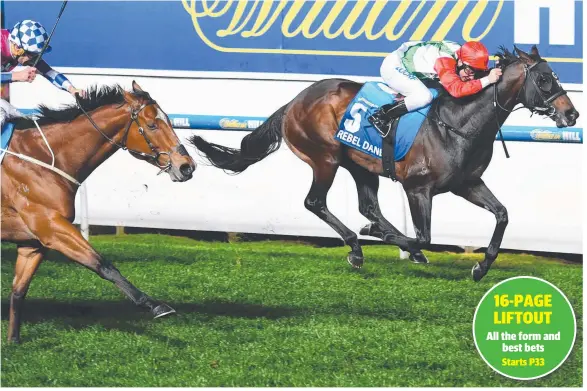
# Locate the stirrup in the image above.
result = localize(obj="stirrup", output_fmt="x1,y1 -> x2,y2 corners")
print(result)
375,120 -> 393,138
367,114 -> 391,137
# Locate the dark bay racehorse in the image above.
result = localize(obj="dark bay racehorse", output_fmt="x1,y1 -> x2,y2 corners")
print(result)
190,46 -> 578,281
1,81 -> 196,343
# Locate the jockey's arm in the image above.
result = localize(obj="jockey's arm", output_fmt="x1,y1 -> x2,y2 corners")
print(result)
2,67 -> 36,83
434,57 -> 491,98
35,59 -> 74,92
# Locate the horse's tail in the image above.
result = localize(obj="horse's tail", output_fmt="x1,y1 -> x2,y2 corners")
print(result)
188,104 -> 287,174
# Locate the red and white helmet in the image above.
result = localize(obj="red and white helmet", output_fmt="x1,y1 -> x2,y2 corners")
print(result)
457,41 -> 489,71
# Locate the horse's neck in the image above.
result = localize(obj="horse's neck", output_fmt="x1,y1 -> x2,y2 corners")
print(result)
46,105 -> 130,183
439,67 -> 523,140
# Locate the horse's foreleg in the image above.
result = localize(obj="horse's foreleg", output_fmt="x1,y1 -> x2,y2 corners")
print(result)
405,187 -> 433,264
8,246 -> 47,343
305,163 -> 364,268
19,210 -> 175,318
344,161 -> 413,251
453,179 -> 508,282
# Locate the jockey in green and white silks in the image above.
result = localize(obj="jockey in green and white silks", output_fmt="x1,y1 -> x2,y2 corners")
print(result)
369,40 -> 503,134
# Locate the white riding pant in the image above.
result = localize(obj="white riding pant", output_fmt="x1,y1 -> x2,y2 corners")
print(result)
0,98 -> 23,130
380,52 -> 434,112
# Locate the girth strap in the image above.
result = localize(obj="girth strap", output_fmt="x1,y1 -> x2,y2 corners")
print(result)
382,118 -> 399,181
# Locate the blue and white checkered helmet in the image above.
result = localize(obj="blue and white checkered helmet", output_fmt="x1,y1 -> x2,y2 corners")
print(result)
9,20 -> 52,54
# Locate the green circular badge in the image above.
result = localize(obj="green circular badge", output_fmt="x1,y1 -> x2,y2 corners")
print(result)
473,276 -> 576,380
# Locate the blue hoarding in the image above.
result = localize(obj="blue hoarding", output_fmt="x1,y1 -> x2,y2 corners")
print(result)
3,0 -> 583,84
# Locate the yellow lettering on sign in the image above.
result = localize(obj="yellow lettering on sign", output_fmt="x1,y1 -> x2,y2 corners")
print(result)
217,0 -> 259,37
463,0 -> 504,41
282,0 -> 327,39
431,0 -> 469,41
326,0 -> 367,40
242,1 -> 288,38
410,0 -> 448,40
180,0 -> 579,63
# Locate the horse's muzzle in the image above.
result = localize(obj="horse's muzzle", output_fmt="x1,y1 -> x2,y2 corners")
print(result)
168,144 -> 196,182
180,163 -> 194,178
565,109 -> 579,127
555,109 -> 579,128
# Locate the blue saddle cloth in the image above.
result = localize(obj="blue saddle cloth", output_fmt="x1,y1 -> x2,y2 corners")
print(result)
335,82 -> 438,161
1,122 -> 15,164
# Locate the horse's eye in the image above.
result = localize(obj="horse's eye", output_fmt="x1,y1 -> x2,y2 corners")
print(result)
147,122 -> 157,130
538,74 -> 553,91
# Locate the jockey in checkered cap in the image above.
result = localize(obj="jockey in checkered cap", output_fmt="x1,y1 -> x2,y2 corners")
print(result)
368,40 -> 503,134
1,20 -> 85,129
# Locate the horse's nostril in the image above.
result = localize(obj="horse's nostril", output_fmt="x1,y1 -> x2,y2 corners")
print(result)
180,163 -> 193,176
566,109 -> 579,122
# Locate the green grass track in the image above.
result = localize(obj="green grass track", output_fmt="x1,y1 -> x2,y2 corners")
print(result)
1,234 -> 582,386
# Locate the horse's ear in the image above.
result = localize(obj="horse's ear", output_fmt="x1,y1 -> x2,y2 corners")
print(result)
132,80 -> 144,93
514,46 -> 534,64
530,45 -> 540,58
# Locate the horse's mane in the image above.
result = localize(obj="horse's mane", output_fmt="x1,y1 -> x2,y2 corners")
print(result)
495,45 -> 541,68
12,84 -> 152,129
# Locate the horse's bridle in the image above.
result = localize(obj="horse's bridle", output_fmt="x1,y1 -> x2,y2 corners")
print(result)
490,58 -> 568,157
75,96 -> 180,174
494,59 -> 567,118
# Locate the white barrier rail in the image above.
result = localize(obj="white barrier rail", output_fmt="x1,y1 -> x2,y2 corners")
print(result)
9,73 -> 583,255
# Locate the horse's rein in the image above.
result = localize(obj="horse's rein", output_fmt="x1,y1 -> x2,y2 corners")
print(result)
492,80 -> 517,159
490,61 -> 537,158
492,59 -> 567,158
482,62 -> 542,158
74,95 -> 173,174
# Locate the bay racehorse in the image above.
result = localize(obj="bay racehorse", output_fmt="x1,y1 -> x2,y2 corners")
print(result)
189,46 -> 578,281
1,81 -> 196,343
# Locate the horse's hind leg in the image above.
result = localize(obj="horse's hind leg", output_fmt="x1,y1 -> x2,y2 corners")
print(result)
452,179 -> 508,282
8,245 -> 47,343
305,161 -> 364,268
343,160 -> 415,253
19,210 -> 175,319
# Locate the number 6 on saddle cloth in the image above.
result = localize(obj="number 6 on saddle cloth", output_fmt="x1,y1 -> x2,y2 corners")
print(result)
334,82 -> 439,180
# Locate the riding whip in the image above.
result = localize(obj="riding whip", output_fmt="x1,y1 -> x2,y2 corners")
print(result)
32,0 -> 68,67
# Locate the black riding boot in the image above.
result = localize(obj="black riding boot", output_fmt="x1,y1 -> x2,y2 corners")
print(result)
367,100 -> 409,136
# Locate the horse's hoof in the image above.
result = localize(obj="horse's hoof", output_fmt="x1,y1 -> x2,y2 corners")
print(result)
409,251 -> 429,264
347,252 -> 364,269
7,337 -> 20,344
152,303 -> 176,319
471,263 -> 487,282
359,223 -> 372,236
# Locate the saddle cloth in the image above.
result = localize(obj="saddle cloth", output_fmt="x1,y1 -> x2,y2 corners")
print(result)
335,81 -> 438,161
